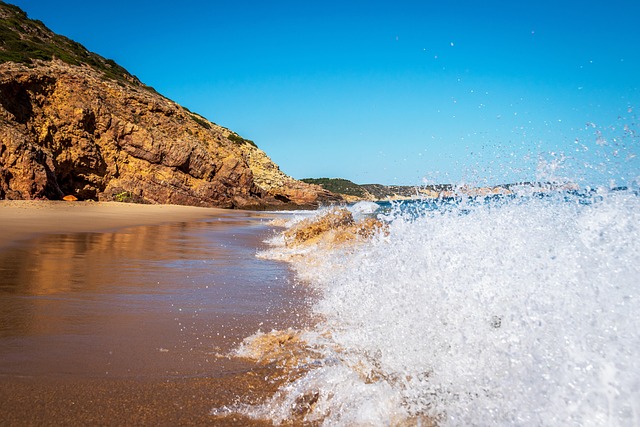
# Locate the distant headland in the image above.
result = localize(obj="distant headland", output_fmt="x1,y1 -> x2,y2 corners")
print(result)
301,177 -> 579,202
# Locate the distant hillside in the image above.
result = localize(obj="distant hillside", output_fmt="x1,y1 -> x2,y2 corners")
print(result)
0,2 -> 340,208
302,177 -> 576,201
301,178 -> 456,200
301,178 -> 367,197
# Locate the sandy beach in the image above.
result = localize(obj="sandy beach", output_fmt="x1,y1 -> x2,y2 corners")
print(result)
0,201 -> 310,426
0,200 -> 231,250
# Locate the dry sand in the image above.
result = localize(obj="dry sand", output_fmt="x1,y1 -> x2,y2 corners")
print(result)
0,200 -> 226,249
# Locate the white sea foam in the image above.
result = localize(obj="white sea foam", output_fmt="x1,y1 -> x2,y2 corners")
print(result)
239,189 -> 640,426
348,201 -> 381,219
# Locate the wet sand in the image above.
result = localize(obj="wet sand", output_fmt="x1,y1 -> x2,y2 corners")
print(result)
0,200 -> 229,250
0,201 -> 311,426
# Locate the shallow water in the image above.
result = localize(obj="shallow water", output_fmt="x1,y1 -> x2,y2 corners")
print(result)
0,213 -> 310,381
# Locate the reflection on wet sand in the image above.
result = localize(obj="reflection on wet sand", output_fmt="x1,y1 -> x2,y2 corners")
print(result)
0,219 -> 253,293
0,213 -> 311,425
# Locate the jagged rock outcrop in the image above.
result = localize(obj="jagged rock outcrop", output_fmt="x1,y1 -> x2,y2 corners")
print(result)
0,2 -> 341,209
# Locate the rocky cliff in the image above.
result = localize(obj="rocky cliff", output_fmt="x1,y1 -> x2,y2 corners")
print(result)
0,2 -> 341,209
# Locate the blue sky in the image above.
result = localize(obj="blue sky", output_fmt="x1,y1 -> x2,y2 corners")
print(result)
8,0 -> 640,186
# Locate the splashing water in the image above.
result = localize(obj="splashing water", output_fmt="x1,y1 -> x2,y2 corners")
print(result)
224,114 -> 640,425
236,189 -> 640,426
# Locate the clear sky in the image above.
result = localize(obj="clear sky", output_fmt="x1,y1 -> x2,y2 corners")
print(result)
7,0 -> 640,187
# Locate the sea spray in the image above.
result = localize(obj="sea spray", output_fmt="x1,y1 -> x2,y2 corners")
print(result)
232,191 -> 640,426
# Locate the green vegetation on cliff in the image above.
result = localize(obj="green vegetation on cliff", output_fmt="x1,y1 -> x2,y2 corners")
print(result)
227,132 -> 257,148
301,178 -> 367,197
0,1 -> 146,88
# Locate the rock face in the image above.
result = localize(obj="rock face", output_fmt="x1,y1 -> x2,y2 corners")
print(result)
0,3 -> 341,209
282,208 -> 388,247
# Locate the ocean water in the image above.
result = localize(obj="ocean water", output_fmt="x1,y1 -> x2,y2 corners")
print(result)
232,188 -> 640,426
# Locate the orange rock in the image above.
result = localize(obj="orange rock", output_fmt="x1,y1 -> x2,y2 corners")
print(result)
284,209 -> 354,245
284,208 -> 388,247
62,195 -> 78,201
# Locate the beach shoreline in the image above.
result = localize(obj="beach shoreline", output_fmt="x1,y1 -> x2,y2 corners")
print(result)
0,200 -> 231,250
0,201 -> 311,426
